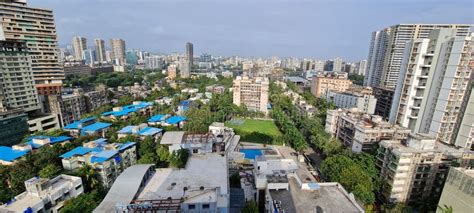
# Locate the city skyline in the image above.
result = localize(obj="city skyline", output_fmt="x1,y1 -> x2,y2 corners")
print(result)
29,0 -> 473,60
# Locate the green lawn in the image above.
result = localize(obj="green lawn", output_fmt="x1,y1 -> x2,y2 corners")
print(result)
225,119 -> 283,144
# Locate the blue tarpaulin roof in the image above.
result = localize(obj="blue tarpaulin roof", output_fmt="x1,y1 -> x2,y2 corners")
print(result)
166,116 -> 187,125
63,117 -> 96,129
80,122 -> 112,133
60,146 -> 99,159
117,126 -> 136,134
138,127 -> 163,136
26,135 -> 72,149
90,150 -> 118,163
148,114 -> 167,122
0,146 -> 29,162
101,102 -> 153,117
119,142 -> 136,151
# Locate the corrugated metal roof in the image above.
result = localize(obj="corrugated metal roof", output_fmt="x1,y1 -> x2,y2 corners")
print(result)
80,122 -> 112,133
166,116 -> 187,125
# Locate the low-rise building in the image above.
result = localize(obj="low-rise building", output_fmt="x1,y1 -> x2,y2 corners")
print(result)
64,64 -> 92,76
147,114 -> 170,126
60,138 -> 137,188
310,72 -> 352,98
376,133 -> 472,205
326,108 -> 411,153
63,117 -> 112,138
372,87 -> 394,120
437,167 -> 474,213
95,154 -> 230,212
117,124 -> 163,140
0,144 -> 31,165
84,86 -> 109,113
101,101 -> 153,121
205,85 -> 226,94
326,87 -> 377,114
49,90 -> 87,127
161,124 -> 236,154
0,175 -> 83,213
25,135 -> 72,149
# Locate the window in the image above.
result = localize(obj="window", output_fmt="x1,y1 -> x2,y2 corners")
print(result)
189,204 -> 196,210
193,149 -> 198,154
203,204 -> 210,209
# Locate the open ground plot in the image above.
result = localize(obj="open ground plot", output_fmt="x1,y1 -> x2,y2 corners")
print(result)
225,118 -> 283,144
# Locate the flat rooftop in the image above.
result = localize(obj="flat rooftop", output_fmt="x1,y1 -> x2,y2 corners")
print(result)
270,178 -> 363,213
137,154 -> 228,204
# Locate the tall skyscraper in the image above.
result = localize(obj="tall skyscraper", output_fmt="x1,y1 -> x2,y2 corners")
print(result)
110,38 -> 126,65
389,29 -> 473,147
0,40 -> 40,112
364,24 -> 471,89
0,0 -> 65,95
181,42 -> 193,78
72,36 -> 87,61
332,57 -> 343,72
94,38 -> 106,63
357,59 -> 367,76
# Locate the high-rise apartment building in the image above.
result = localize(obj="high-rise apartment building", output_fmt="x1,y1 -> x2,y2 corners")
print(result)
72,36 -> 87,61
376,133 -> 471,205
332,57 -> 343,72
389,29 -> 472,147
0,40 -> 40,112
310,72 -> 353,98
181,42 -> 193,78
233,76 -> 269,113
437,167 -> 474,213
110,38 -> 126,65
357,59 -> 367,75
186,42 -> 193,67
364,24 -> 471,89
0,0 -> 65,95
94,38 -> 106,63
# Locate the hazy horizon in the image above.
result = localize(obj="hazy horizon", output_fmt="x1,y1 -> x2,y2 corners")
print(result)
30,0 -> 473,61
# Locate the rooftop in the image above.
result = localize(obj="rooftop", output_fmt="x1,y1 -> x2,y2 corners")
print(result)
80,122 -> 112,134
63,117 -> 96,129
118,125 -> 163,136
101,102 -> 153,117
160,131 -> 185,145
166,116 -> 187,125
94,164 -> 155,213
138,154 -> 228,204
25,135 -> 72,149
269,178 -> 363,213
0,146 -> 29,162
60,140 -> 136,164
148,114 -> 168,122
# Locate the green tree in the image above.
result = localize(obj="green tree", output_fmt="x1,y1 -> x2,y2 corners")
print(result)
76,165 -> 100,192
242,201 -> 258,213
39,164 -> 61,179
169,149 -> 189,168
61,190 -> 104,213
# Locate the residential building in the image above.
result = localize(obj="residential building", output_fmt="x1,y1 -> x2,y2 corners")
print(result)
25,135 -> 71,149
64,64 -> 92,76
326,87 -> 377,114
160,124 -> 236,154
454,87 -> 473,150
0,175 -> 83,212
82,48 -> 97,65
389,29 -> 473,146
0,40 -> 41,112
357,59 -> 367,75
376,133 -> 472,205
147,114 -> 170,126
72,36 -> 87,61
117,124 -> 163,140
48,89 -> 87,127
0,0 -> 65,95
60,138 -> 137,188
144,55 -> 164,69
95,153 -> 229,212
437,167 -> 474,213
310,72 -> 352,98
0,109 -> 28,146
27,113 -> 60,132
94,38 -> 106,63
233,76 -> 269,113
373,87 -> 394,120
332,57 -> 343,72
101,101 -> 153,121
84,86 -> 109,113
0,143 -> 31,165
63,117 -> 112,137
167,64 -> 177,79
364,24 -> 471,89
110,38 -> 126,65
90,65 -> 114,75
181,42 -> 193,78
326,108 -> 411,153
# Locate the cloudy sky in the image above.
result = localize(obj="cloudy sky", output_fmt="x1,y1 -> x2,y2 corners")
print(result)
29,0 -> 473,61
